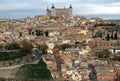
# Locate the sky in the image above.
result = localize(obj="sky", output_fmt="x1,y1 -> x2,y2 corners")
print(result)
0,0 -> 120,20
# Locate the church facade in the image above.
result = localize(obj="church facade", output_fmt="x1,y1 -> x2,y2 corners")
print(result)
46,4 -> 72,17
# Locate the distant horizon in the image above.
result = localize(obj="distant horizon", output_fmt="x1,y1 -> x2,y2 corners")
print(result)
0,11 -> 120,20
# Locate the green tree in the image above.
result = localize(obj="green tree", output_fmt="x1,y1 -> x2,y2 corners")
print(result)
97,49 -> 111,58
16,58 -> 52,79
20,41 -> 34,53
99,32 -> 103,38
111,32 -> 114,39
38,43 -> 48,54
112,55 -> 120,61
61,43 -> 72,51
94,23 -> 116,27
36,30 -> 43,36
45,31 -> 49,37
0,77 -> 5,81
54,44 -> 61,50
114,32 -> 118,40
54,43 -> 72,51
106,34 -> 110,41
5,42 -> 20,50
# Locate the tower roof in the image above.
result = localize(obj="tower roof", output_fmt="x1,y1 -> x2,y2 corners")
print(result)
69,4 -> 72,8
46,7 -> 49,11
51,4 -> 55,8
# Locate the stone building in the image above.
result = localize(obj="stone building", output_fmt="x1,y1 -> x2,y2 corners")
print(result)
46,4 -> 72,17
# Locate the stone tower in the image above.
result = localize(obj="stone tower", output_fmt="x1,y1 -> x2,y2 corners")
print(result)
51,4 -> 56,16
46,4 -> 73,17
69,4 -> 72,17
46,7 -> 50,16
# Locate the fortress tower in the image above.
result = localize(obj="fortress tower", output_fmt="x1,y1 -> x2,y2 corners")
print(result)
46,4 -> 72,17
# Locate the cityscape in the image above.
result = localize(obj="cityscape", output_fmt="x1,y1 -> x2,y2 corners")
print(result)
0,0 -> 120,81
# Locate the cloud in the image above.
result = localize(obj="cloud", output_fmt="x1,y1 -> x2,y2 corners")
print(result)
0,0 -> 120,19
73,3 -> 120,15
72,0 -> 120,5
0,0 -> 45,10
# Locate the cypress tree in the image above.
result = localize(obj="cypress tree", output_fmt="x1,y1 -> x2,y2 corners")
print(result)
106,34 -> 110,41
114,32 -> 118,40
111,32 -> 114,39
99,32 -> 103,38
45,31 -> 49,37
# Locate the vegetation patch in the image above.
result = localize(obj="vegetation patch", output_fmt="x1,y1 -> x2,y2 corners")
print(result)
94,23 -> 116,27
0,41 -> 34,62
16,58 -> 52,79
54,43 -> 72,51
0,52 -> 28,61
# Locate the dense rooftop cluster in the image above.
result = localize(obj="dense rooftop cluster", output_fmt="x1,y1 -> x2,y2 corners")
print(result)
0,15 -> 120,81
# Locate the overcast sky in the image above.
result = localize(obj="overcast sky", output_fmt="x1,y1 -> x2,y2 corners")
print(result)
0,0 -> 120,19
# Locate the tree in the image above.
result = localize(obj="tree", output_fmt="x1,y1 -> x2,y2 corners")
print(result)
45,31 -> 49,37
5,42 -> 20,50
97,49 -> 111,58
54,43 -> 72,51
61,44 -> 72,51
99,32 -> 103,38
0,52 -> 9,61
54,44 -> 61,50
112,55 -> 120,61
114,32 -> 118,40
0,77 -> 5,81
16,58 -> 52,79
38,43 -> 48,54
36,30 -> 43,36
20,41 -> 34,53
111,32 -> 114,39
94,23 -> 116,27
106,34 -> 110,41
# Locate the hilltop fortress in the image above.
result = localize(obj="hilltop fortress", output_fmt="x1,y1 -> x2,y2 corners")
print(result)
46,4 -> 72,17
